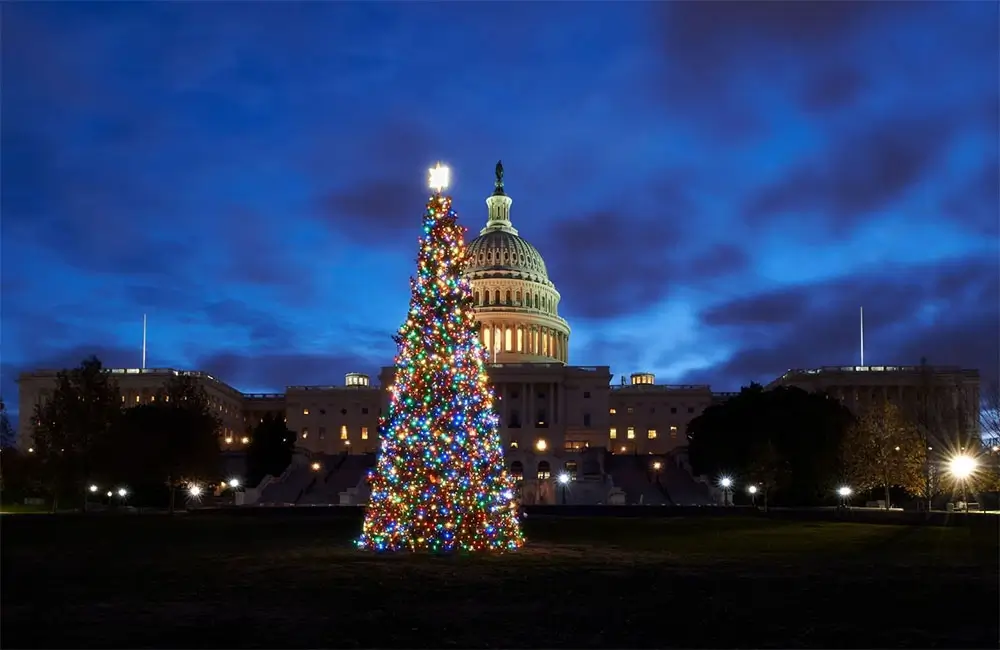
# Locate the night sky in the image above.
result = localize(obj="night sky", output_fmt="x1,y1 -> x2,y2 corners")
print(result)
3,2 -> 998,424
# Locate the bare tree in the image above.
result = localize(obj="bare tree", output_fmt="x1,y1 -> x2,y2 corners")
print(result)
842,400 -> 926,510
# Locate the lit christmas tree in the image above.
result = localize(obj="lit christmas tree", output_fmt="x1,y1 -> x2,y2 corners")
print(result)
357,163 -> 524,553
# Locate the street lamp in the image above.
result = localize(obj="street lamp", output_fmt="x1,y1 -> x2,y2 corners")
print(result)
719,476 -> 733,506
748,484 -> 758,508
558,472 -> 570,505
837,486 -> 852,508
948,454 -> 977,510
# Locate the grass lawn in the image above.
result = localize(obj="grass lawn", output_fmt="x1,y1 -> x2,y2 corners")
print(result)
2,513 -> 996,648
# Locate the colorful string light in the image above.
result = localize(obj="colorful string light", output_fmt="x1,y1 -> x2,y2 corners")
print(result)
357,191 -> 524,553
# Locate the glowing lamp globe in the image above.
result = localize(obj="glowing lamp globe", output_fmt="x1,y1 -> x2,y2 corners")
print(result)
720,477 -> 732,489
558,473 -> 570,485
748,485 -> 758,495
949,455 -> 977,479
837,486 -> 852,497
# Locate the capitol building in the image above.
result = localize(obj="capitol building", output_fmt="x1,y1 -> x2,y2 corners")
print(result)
16,164 -> 981,505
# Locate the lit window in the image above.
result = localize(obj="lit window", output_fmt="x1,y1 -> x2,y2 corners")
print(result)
340,425 -> 348,440
647,429 -> 657,439
610,427 -> 617,440
135,395 -> 140,403
301,428 -> 309,439
318,427 -> 326,440
627,427 -> 635,439
670,425 -> 678,438
121,395 -> 125,403
303,408 -> 310,415
361,427 -> 369,440
627,407 -> 634,414
609,408 -> 616,414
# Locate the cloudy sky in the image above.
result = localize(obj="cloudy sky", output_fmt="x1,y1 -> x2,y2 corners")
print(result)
2,2 -> 997,421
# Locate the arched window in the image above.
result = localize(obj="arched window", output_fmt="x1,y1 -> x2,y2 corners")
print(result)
474,291 -> 480,305
564,461 -> 578,480
511,461 -> 524,480
515,290 -> 521,305
505,327 -> 513,351
534,294 -> 539,309
505,290 -> 512,305
516,327 -> 523,352
495,290 -> 501,304
537,461 -> 551,480
484,327 -> 491,351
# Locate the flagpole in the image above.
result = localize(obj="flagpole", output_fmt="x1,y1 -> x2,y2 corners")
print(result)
860,306 -> 865,367
142,314 -> 147,370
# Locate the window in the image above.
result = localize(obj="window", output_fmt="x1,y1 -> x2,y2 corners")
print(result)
537,461 -> 551,480
670,407 -> 677,414
564,461 -> 578,479
688,407 -> 695,414
135,395 -> 140,403
610,427 -> 617,439
670,425 -> 678,438
583,413 -> 591,427
583,391 -> 591,399
303,408 -> 310,415
609,408 -> 616,414
647,429 -> 657,439
362,407 -> 369,414
627,427 -> 635,439
627,407 -> 634,414
340,425 -> 348,440
318,427 -> 326,440
319,409 -> 326,415
510,461 -> 524,480
301,428 -> 309,439
361,427 -> 369,440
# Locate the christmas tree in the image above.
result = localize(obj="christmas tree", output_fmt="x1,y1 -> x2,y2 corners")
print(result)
357,163 -> 524,553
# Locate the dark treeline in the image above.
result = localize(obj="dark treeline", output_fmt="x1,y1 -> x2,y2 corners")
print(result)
687,383 -> 998,508
0,356 -> 297,511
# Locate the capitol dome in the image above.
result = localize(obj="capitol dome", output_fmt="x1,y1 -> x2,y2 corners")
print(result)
463,162 -> 571,364
466,229 -> 550,284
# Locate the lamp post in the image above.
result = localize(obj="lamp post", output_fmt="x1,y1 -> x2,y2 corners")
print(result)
748,484 -> 758,508
558,473 -> 570,505
948,454 -> 977,511
85,484 -> 98,512
837,486 -> 852,509
719,476 -> 733,506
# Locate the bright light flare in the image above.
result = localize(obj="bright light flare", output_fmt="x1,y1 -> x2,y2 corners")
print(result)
188,485 -> 203,497
311,462 -> 322,471
117,487 -> 128,498
719,476 -> 733,489
428,163 -> 450,192
558,473 -> 570,485
837,486 -> 852,497
948,454 -> 977,479
748,485 -> 758,495
653,461 -> 662,470
89,484 -> 99,493
227,478 -> 240,488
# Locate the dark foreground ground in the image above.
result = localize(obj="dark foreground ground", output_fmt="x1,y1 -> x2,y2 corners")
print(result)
2,513 -> 997,648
